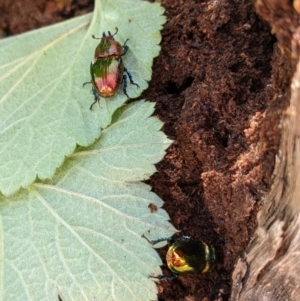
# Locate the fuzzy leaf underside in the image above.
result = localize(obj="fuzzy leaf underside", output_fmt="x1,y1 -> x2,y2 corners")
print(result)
0,101 -> 176,301
0,0 -> 166,196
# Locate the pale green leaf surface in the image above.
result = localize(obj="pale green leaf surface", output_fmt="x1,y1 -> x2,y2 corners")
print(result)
0,101 -> 176,301
0,0 -> 166,196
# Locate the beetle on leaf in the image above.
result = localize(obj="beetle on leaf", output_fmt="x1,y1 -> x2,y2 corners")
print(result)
84,28 -> 139,110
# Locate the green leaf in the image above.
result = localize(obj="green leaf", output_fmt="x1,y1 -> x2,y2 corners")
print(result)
0,101 -> 176,301
0,0 -> 165,196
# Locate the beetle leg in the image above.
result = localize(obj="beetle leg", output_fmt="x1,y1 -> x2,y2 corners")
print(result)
149,274 -> 178,281
122,74 -> 130,98
90,87 -> 100,110
122,45 -> 129,56
176,236 -> 191,243
82,81 -> 92,87
122,39 -> 130,55
141,234 -> 172,245
124,68 -> 140,88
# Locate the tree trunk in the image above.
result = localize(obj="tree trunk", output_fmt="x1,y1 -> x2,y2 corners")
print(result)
231,1 -> 300,300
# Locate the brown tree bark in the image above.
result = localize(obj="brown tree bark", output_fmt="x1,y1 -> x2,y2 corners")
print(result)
231,1 -> 300,300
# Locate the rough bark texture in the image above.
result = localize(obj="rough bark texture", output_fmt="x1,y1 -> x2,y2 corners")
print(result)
230,1 -> 300,300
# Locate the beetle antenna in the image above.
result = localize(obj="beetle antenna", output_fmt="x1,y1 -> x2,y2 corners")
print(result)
112,27 -> 118,36
92,28 -> 118,40
92,34 -> 101,40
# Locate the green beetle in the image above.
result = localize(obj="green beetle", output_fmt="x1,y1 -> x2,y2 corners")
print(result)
84,28 -> 139,110
142,235 -> 216,280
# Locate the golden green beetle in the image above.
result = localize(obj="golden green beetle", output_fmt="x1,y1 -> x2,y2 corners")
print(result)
142,235 -> 217,280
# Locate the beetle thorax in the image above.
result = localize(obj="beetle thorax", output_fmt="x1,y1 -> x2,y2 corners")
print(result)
94,38 -> 123,58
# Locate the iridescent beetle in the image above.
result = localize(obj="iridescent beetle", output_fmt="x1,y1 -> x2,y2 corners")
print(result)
84,28 -> 139,110
142,234 -> 217,280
